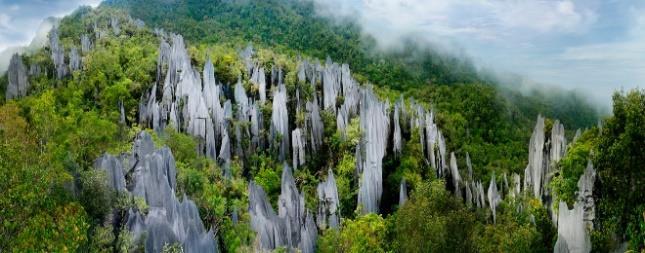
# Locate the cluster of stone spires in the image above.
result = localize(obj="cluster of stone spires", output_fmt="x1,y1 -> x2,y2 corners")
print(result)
5,14 -> 145,101
8,12 -> 598,251
96,132 -> 218,253
248,164 -> 318,252
132,26 -> 598,251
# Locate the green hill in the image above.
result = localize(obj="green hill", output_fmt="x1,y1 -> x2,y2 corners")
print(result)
1,1 -> 643,252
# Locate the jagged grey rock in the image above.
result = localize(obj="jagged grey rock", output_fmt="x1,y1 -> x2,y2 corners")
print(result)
465,153 -> 473,178
399,179 -> 408,206
577,161 -> 596,229
95,154 -> 126,192
6,54 -> 30,100
133,18 -> 145,29
322,59 -> 340,111
202,58 -> 224,142
240,44 -> 254,74
465,182 -> 473,207
49,27 -> 67,79
249,181 -> 286,249
271,84 -> 290,161
249,164 -> 317,253
554,235 -> 570,253
510,173 -> 522,199
251,64 -> 267,103
81,34 -> 92,53
437,131 -> 447,176
357,87 -> 390,214
119,100 -> 127,125
554,201 -> 591,253
69,47 -> 81,72
292,128 -> 306,169
104,132 -> 219,253
449,152 -> 461,193
307,97 -> 324,151
573,129 -> 582,143
488,174 -> 502,223
110,16 -> 120,35
317,169 -> 340,230
550,120 -> 567,164
524,115 -> 545,199
393,100 -> 403,155
29,63 -> 41,77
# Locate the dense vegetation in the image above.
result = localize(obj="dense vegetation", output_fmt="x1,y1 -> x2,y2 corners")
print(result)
0,1 -> 643,252
103,0 -> 599,179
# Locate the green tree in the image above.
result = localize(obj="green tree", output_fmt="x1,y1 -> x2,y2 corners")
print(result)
318,213 -> 388,253
391,180 -> 477,252
594,90 -> 645,251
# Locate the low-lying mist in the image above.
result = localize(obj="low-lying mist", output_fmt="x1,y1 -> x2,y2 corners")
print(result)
310,0 -> 605,124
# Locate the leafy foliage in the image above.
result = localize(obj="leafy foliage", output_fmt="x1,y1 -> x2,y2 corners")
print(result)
594,90 -> 645,252
0,2 -> 637,252
318,214 -> 388,253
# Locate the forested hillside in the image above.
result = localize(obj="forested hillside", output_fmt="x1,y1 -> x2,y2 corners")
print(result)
0,1 -> 643,253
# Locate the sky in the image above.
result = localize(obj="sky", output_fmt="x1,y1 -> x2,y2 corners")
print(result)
313,0 -> 645,107
1,0 -> 643,107
0,0 -> 101,50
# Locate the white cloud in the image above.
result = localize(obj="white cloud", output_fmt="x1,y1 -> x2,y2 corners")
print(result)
315,0 -> 598,46
0,13 -> 10,29
311,0 -> 645,108
0,0 -> 101,52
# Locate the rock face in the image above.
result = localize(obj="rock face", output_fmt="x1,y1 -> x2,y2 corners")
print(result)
577,161 -> 596,229
449,152 -> 461,193
249,164 -> 317,253
399,179 -> 408,206
523,116 -> 568,203
392,99 -> 403,155
317,169 -> 340,229
95,154 -> 126,192
49,27 -> 67,79
69,47 -> 81,72
306,98 -> 324,151
554,201 -> 590,253
139,34 -> 225,167
553,160 -> 595,253
525,115 -> 546,199
81,34 -> 92,54
111,16 -> 121,35
292,128 -> 305,169
96,132 -> 218,253
271,84 -> 290,161
6,54 -> 30,100
29,63 -> 41,77
487,174 -> 502,223
357,87 -> 390,214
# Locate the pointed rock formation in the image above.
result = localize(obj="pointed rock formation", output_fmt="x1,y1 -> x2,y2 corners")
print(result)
357,87 -> 390,214
6,54 -> 30,100
271,84 -> 290,161
49,27 -> 67,79
69,47 -> 81,72
96,132 -> 218,253
292,128 -> 306,169
249,164 -> 317,253
554,201 -> 591,253
399,179 -> 408,206
488,174 -> 502,223
524,115 -> 545,199
317,169 -> 340,229
81,34 -> 92,53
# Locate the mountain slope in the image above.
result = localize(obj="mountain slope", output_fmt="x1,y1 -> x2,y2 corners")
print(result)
1,2 -> 642,253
